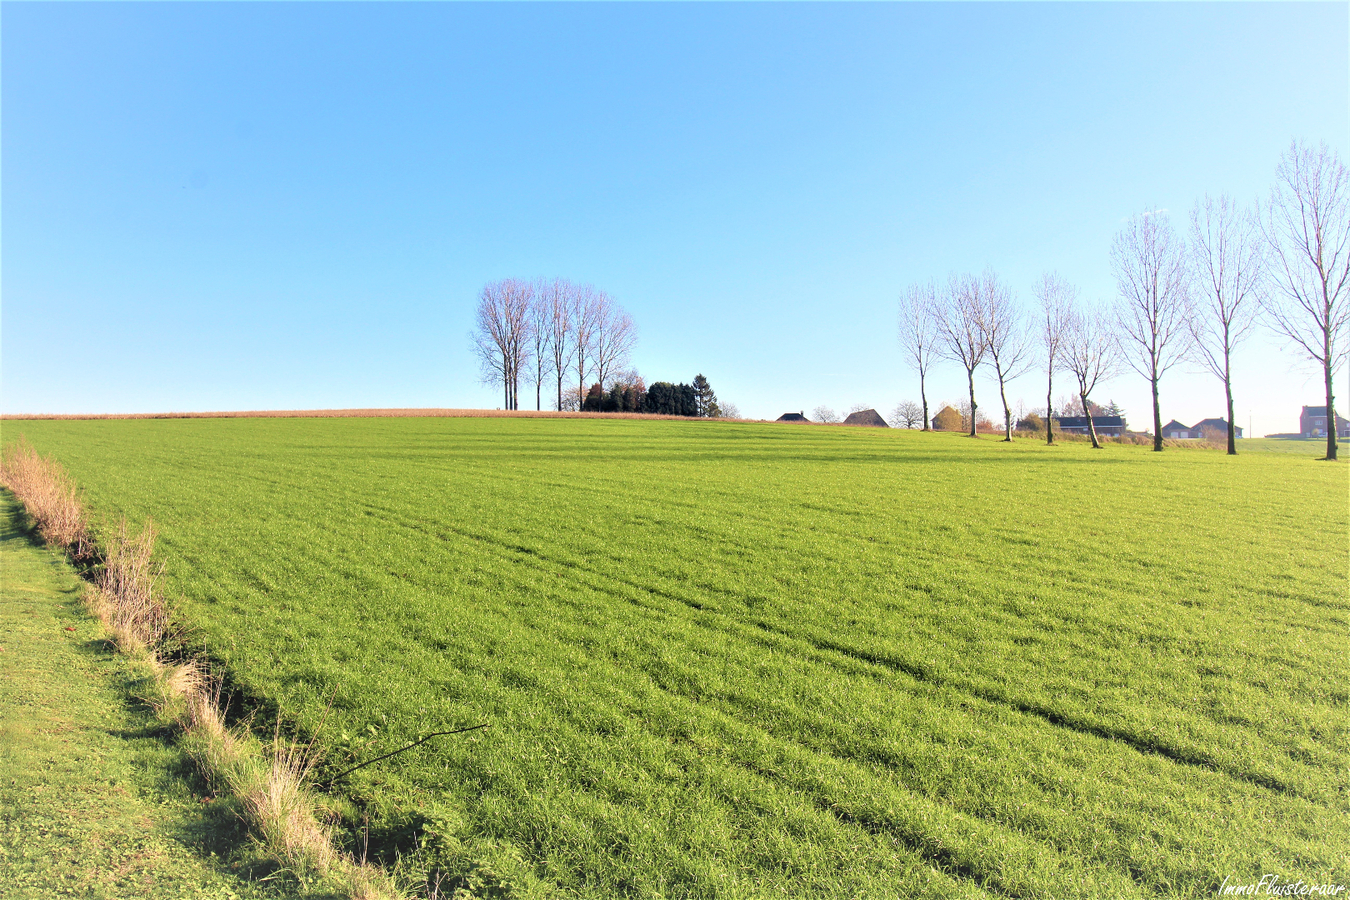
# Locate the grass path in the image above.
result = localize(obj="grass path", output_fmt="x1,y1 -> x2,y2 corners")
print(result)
0,490 -> 278,900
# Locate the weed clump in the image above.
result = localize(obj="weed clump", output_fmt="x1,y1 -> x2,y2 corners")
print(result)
0,436 -> 93,559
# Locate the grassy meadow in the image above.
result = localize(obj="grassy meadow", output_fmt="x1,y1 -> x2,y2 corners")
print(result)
6,417 -> 1348,898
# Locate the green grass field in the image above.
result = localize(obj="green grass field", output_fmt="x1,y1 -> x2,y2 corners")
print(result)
6,417 -> 1348,899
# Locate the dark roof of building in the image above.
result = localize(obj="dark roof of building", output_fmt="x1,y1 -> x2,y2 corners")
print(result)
842,408 -> 889,427
1057,416 -> 1125,428
1192,418 -> 1234,431
776,412 -> 808,422
1302,406 -> 1350,420
1161,419 -> 1190,432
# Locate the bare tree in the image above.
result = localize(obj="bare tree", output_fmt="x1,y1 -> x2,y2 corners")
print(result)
1063,302 -> 1119,449
1263,141 -> 1350,461
1112,210 -> 1191,451
571,283 -> 601,403
812,405 -> 839,424
526,279 -> 555,412
1189,194 -> 1266,455
935,273 -> 988,437
719,400 -> 740,420
591,291 -> 638,394
472,278 -> 533,410
898,282 -> 939,430
978,269 -> 1034,441
1034,273 -> 1076,446
539,278 -> 575,411
892,400 -> 924,428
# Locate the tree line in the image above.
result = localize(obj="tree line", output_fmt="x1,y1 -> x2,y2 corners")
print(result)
472,277 -> 637,411
898,140 -> 1349,458
578,373 -> 726,417
471,279 -> 732,418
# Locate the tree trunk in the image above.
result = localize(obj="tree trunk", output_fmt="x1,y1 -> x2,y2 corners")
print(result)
1083,391 -> 1101,449
1325,344 -> 1339,461
920,373 -> 929,432
999,379 -> 1012,442
1151,372 -> 1163,452
967,373 -> 977,438
1224,355 -> 1236,456
1046,375 -> 1054,446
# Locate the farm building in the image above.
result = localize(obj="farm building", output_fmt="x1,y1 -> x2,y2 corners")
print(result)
1164,418 -> 1244,439
842,408 -> 888,427
1161,419 -> 1193,439
1192,418 -> 1243,439
776,412 -> 809,422
1056,415 -> 1126,437
1300,406 -> 1350,438
931,406 -> 962,431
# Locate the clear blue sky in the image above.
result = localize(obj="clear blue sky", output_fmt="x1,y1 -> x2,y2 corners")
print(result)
3,2 -> 1347,436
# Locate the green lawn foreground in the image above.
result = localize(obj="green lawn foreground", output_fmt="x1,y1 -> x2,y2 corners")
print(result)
7,416 -> 1350,899
0,491 -> 282,900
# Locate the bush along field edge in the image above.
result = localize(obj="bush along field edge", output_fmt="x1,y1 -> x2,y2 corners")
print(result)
0,437 -> 404,900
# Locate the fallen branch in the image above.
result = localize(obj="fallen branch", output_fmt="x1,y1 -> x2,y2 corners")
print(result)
319,724 -> 489,790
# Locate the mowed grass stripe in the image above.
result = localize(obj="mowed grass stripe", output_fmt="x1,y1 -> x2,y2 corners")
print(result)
10,417 -> 1348,898
319,447 -> 1344,806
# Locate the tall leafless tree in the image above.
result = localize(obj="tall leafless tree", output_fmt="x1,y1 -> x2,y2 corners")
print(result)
1262,141 -> 1350,461
472,278 -> 534,410
1112,209 -> 1191,451
535,278 -> 575,412
525,279 -> 555,412
978,269 -> 1034,441
591,291 -> 637,395
935,273 -> 988,437
1034,273 -> 1076,445
1189,194 -> 1266,455
571,283 -> 601,403
1063,302 -> 1120,450
898,281 -> 939,430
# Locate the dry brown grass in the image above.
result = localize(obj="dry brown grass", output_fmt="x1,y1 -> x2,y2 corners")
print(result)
0,436 -> 94,559
231,724 -> 337,876
97,518 -> 171,652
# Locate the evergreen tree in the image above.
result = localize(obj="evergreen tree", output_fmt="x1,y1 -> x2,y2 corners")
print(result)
692,374 -> 720,417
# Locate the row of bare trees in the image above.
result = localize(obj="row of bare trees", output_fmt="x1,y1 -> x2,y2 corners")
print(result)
473,278 -> 637,411
898,140 -> 1349,458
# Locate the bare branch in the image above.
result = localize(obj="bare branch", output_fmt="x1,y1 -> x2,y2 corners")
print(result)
934,273 -> 988,437
1189,194 -> 1265,454
978,268 -> 1034,441
1034,272 -> 1076,445
1111,209 -> 1191,450
1261,140 -> 1350,459
898,281 -> 939,430
1063,300 -> 1120,449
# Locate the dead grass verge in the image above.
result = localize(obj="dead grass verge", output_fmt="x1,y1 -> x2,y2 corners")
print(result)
1,436 -> 399,899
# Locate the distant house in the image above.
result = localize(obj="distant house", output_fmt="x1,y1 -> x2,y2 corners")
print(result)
931,406 -> 963,431
1056,415 -> 1126,437
776,412 -> 809,423
1192,418 -> 1243,439
1300,406 -> 1350,438
842,408 -> 889,427
1161,419 -> 1193,439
